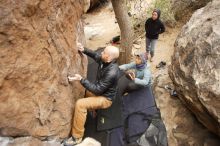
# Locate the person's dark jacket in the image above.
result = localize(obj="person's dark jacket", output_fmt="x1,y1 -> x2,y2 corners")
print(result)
145,10 -> 165,39
80,48 -> 119,100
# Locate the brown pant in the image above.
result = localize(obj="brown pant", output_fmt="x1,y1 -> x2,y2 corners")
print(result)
71,91 -> 112,138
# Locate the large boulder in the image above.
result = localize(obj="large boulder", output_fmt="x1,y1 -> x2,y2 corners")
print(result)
153,68 -> 220,146
171,0 -> 211,22
0,0 -> 87,139
169,0 -> 220,136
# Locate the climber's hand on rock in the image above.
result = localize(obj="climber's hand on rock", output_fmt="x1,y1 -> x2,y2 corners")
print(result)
68,74 -> 82,81
77,42 -> 84,52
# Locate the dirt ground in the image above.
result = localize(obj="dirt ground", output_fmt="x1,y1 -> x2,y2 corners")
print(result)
83,4 -> 120,49
147,26 -> 181,73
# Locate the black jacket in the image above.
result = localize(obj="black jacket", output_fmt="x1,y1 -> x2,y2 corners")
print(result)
145,18 -> 165,39
80,48 -> 119,100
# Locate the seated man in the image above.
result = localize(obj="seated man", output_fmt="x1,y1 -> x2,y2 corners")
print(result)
64,44 -> 120,146
119,52 -> 152,92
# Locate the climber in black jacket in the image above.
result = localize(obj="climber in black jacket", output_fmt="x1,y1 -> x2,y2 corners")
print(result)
145,9 -> 165,62
64,44 -> 120,146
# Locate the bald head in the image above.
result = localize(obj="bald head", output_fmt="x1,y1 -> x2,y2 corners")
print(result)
101,46 -> 119,62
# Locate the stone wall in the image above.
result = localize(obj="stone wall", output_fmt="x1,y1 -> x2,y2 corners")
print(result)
0,0 -> 87,139
169,0 -> 220,136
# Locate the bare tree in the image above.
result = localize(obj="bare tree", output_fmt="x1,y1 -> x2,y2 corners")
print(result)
111,0 -> 134,64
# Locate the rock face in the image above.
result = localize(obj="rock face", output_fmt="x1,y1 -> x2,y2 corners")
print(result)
153,68 -> 220,146
0,0 -> 87,139
171,0 -> 211,22
169,0 -> 220,136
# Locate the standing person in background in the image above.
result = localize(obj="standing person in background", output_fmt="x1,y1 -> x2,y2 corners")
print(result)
145,9 -> 165,62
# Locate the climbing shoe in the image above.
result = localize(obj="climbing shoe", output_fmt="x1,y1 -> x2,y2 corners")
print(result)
63,136 -> 82,146
156,61 -> 166,68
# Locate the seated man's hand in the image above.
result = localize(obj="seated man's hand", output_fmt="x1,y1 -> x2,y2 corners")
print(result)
125,72 -> 135,80
128,72 -> 135,80
68,74 -> 82,81
77,42 -> 84,52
